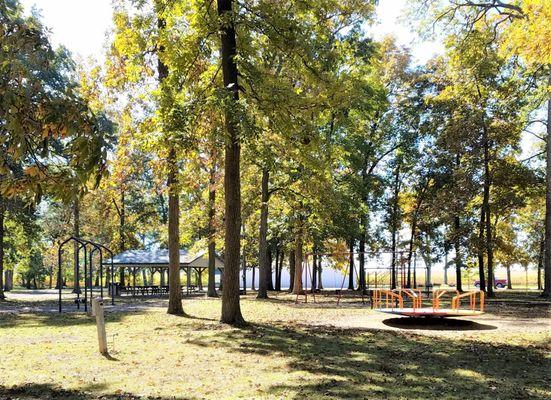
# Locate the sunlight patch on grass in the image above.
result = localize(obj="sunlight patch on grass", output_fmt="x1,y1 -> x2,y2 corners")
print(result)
454,368 -> 486,381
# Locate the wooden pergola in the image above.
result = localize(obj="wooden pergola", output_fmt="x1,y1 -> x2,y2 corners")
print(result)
103,249 -> 224,296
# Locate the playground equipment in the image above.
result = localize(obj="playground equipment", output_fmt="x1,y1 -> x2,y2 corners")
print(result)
57,237 -> 114,312
372,288 -> 485,318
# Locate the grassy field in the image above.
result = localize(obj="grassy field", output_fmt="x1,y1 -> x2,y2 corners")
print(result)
0,290 -> 550,400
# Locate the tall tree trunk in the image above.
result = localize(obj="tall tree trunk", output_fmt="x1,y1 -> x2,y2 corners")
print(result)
477,207 -> 486,292
358,234 -> 365,292
274,249 -> 280,291
506,265 -> 512,289
311,253 -> 317,293
288,249 -> 295,292
48,263 -> 53,289
444,251 -> 448,285
5,270 -> 13,291
483,127 -> 494,298
454,153 -> 463,293
251,265 -> 255,291
207,164 -> 218,297
267,249 -> 274,291
543,78 -> 551,297
167,147 -> 183,314
276,251 -> 283,291
348,239 -> 355,290
119,190 -> 126,286
390,164 -> 400,290
292,226 -> 303,294
241,233 -> 246,293
72,197 -> 81,294
454,216 -> 463,292
156,9 -> 184,315
317,255 -> 323,290
538,237 -> 544,290
257,168 -> 269,299
406,215 -> 417,288
218,0 -> 244,324
0,200 -> 5,300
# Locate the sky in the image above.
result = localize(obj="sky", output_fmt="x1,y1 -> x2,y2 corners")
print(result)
20,0 -> 443,64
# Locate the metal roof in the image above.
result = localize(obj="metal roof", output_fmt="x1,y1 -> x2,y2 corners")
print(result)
109,249 -> 202,266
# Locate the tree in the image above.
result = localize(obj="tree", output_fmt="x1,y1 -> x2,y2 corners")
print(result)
217,0 -> 244,325
416,0 -> 551,296
1,0 -> 111,298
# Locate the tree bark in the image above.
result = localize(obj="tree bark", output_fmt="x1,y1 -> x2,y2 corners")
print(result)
257,168 -> 269,299
119,190 -> 126,286
72,197 -> 81,294
358,231 -> 366,292
157,8 -> 184,315
207,163 -> 218,297
506,265 -> 512,289
241,237 -> 246,293
288,249 -> 295,292
0,200 -> 5,300
292,227 -> 303,294
218,0 -> 244,324
251,265 -> 255,291
274,248 -> 280,291
5,270 -> 13,291
477,206 -> 486,292
311,252 -> 317,293
167,147 -> 183,314
406,216 -> 417,288
444,251 -> 448,285
276,250 -> 283,291
538,237 -> 544,290
267,249 -> 274,291
483,126 -> 494,298
317,255 -> 323,290
390,163 -> 400,289
454,216 -> 463,292
543,77 -> 551,297
348,239 -> 355,290
454,153 -> 463,292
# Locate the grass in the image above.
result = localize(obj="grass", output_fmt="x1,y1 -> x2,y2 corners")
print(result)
0,291 -> 550,400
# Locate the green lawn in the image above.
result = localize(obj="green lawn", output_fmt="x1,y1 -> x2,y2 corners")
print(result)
0,291 -> 549,399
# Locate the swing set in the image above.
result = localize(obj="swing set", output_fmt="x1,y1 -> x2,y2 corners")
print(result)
295,251 -> 485,318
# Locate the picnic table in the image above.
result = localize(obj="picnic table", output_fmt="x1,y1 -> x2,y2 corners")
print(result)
120,285 -> 199,296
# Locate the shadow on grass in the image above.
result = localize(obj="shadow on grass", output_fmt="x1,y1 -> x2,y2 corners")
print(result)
0,308 -> 151,330
206,322 -> 549,399
382,317 -> 498,331
0,383 -> 197,400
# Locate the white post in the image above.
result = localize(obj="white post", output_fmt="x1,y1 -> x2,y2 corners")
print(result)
92,297 -> 108,355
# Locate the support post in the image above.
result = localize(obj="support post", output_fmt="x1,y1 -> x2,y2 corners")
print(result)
92,297 -> 108,356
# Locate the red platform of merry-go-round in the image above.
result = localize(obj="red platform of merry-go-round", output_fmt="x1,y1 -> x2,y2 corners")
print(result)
372,288 -> 485,318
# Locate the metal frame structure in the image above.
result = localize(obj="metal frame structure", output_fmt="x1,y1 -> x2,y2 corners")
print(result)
57,237 -> 114,313
372,288 -> 485,317
300,251 -> 428,305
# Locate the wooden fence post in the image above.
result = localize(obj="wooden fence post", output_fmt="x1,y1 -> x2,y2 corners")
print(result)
92,297 -> 108,355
